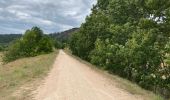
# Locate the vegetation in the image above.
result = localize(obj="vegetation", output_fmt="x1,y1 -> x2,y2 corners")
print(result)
0,45 -> 8,52
69,0 -> 170,99
3,27 -> 54,62
49,28 -> 79,49
0,27 -> 58,99
0,34 -> 21,45
0,51 -> 57,100
0,34 -> 22,51
0,28 -> 77,50
64,49 -> 164,100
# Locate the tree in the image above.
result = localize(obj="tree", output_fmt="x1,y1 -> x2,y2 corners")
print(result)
4,27 -> 54,62
69,0 -> 170,98
70,9 -> 110,60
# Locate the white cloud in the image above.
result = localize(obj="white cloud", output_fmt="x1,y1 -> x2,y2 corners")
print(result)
35,18 -> 55,25
0,8 -> 3,11
63,11 -> 78,17
6,5 -> 27,9
0,0 -> 97,33
5,8 -> 55,26
0,26 -> 25,34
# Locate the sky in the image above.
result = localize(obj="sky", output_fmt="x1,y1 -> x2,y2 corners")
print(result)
0,0 -> 96,34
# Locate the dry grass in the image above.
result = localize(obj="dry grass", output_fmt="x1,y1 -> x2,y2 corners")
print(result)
0,52 -> 3,65
64,49 -> 164,100
0,51 -> 58,100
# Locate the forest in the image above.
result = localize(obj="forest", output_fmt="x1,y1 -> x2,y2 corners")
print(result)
0,28 -> 77,51
0,26 -> 79,62
69,0 -> 170,98
49,28 -> 79,48
3,27 -> 54,62
0,34 -> 22,51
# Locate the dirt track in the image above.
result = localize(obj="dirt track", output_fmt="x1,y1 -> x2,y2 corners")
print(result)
34,50 -> 143,100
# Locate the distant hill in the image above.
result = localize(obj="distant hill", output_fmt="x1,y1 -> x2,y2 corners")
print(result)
0,28 -> 79,46
0,34 -> 22,45
49,28 -> 79,42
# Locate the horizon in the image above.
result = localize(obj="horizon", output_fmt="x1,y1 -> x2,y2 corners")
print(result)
0,0 -> 96,34
0,27 -> 79,35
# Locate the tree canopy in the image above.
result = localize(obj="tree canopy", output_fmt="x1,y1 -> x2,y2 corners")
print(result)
69,0 -> 170,98
4,27 -> 54,62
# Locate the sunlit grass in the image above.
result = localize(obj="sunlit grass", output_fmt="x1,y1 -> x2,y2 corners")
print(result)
0,51 -> 57,100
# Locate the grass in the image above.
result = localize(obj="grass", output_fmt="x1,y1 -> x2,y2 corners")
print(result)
109,75 -> 164,100
64,49 -> 164,100
0,51 -> 58,100
165,56 -> 170,66
0,52 -> 3,65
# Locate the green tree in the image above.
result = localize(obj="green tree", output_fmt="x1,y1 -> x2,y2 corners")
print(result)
69,0 -> 170,98
70,9 -> 110,60
4,27 -> 54,62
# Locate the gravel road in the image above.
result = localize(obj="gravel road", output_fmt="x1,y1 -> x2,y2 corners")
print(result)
34,50 -> 143,100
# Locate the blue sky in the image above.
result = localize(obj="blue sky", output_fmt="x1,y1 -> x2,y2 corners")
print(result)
0,0 -> 96,34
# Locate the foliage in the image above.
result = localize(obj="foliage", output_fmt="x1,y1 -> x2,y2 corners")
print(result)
70,9 -> 111,60
53,39 -> 64,49
0,28 -> 78,51
0,45 -> 8,51
0,34 -> 21,45
0,34 -> 22,51
49,28 -> 79,49
69,0 -> 170,98
3,27 -> 54,62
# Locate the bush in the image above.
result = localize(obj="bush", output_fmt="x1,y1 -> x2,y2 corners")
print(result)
69,0 -> 170,98
3,27 -> 54,62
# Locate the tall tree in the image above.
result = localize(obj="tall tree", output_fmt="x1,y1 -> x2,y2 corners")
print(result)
70,0 -> 170,98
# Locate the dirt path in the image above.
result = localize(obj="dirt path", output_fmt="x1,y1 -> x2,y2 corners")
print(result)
34,50 -> 143,100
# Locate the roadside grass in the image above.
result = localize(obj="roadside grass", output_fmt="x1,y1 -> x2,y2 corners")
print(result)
0,51 -> 58,100
0,52 -> 3,65
64,49 -> 164,100
165,56 -> 170,66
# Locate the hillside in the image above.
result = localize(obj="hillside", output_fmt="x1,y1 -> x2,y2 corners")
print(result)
0,34 -> 22,45
0,28 -> 79,46
49,28 -> 79,42
0,28 -> 78,51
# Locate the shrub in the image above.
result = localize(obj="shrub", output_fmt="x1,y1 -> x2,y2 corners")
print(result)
3,27 -> 54,62
69,0 -> 170,98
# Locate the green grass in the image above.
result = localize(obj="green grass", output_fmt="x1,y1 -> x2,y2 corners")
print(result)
0,51 -> 58,100
64,49 -> 164,100
165,56 -> 170,66
109,75 -> 164,100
